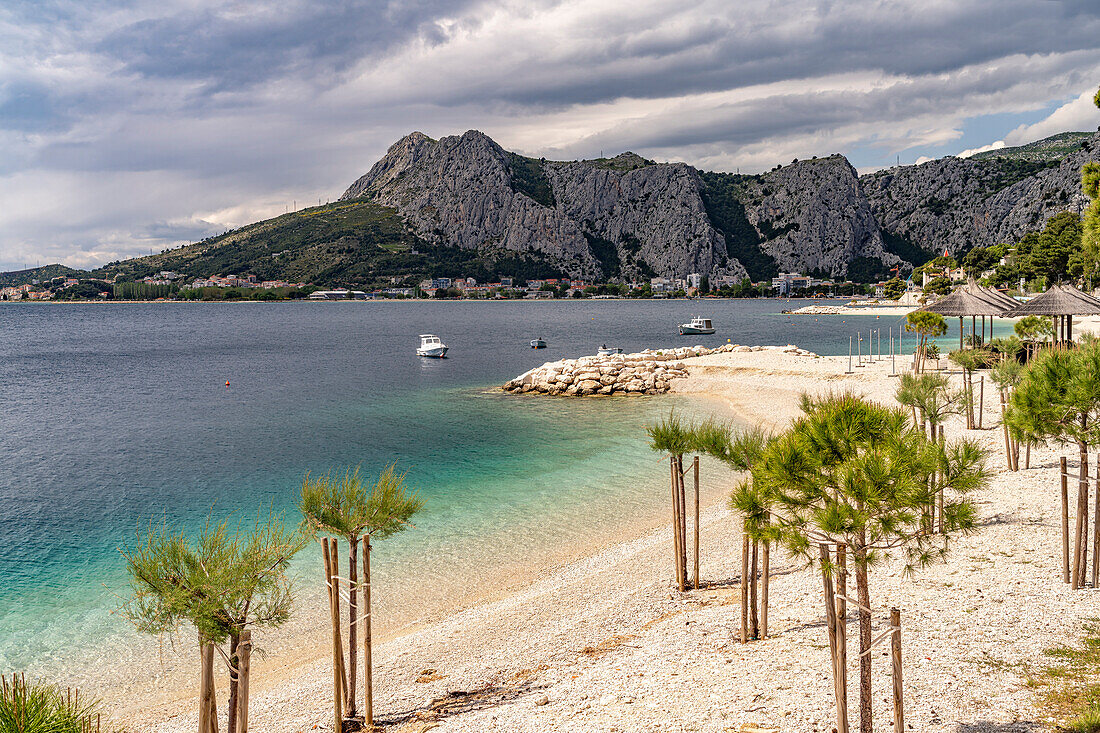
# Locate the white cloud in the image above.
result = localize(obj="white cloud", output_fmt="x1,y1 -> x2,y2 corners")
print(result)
957,140 -> 1005,158
1004,88 -> 1100,146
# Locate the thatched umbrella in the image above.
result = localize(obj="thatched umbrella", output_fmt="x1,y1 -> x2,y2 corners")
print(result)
918,284 -> 1011,350
1004,283 -> 1100,344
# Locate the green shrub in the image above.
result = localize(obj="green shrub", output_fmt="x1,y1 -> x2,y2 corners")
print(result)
0,675 -> 110,732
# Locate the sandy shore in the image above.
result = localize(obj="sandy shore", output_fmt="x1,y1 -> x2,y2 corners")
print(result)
124,349 -> 1087,732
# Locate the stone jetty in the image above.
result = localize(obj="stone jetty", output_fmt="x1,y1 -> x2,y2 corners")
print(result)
502,343 -> 817,396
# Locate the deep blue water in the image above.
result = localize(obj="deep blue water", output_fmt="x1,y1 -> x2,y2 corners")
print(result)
0,299 -> 1008,676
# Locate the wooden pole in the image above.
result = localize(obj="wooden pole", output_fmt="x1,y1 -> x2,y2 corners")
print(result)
1000,391 -> 1015,471
891,608 -> 904,733
1081,448 -> 1091,588
1093,457 -> 1100,588
761,541 -> 770,640
198,641 -> 214,733
740,532 -> 750,643
669,457 -> 683,590
1073,457 -> 1087,590
938,425 -> 945,535
323,539 -> 344,727
363,540 -> 374,728
978,375 -> 984,429
673,457 -> 682,589
1062,457 -> 1071,584
1026,442 -> 1031,469
693,456 -> 700,590
750,540 -> 759,639
820,544 -> 848,733
236,630 -> 251,733
836,544 -> 848,730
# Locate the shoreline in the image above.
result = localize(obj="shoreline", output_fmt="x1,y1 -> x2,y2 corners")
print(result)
100,349 -> 1089,731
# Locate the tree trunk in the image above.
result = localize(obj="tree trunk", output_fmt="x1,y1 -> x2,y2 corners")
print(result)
363,540 -> 374,727
1077,439 -> 1090,588
347,536 -> 359,719
693,456 -> 700,589
855,542 -> 872,733
227,631 -> 239,733
236,630 -> 251,733
198,636 -> 217,733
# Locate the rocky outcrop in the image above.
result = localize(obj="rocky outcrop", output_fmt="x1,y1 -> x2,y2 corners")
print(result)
340,132 -> 745,282
503,344 -> 818,396
740,156 -> 900,277
861,132 -> 1100,255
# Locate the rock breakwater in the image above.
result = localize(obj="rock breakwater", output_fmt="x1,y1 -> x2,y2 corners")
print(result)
502,344 -> 817,396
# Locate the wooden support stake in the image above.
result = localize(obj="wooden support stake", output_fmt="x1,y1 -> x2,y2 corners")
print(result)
999,391 -> 1014,471
761,541 -> 770,640
669,458 -> 683,590
364,540 -> 374,728
891,608 -> 904,733
750,539 -> 759,639
937,425 -> 945,535
836,544 -> 848,730
1062,457 -> 1071,584
198,641 -> 214,733
678,456 -> 688,588
978,376 -> 984,429
740,532 -> 750,644
323,539 -> 344,727
693,456 -> 700,589
1093,457 -> 1100,589
1074,460 -> 1087,590
236,630 -> 251,733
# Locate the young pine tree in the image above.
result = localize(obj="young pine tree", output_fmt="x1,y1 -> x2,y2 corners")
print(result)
119,511 -> 306,733
299,465 -> 422,728
737,393 -> 986,733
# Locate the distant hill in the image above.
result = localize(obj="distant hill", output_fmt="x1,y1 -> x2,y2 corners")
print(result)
93,199 -> 566,286
0,264 -> 85,287
970,131 -> 1094,163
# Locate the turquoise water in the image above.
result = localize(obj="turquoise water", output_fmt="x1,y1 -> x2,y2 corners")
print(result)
0,300 -> 1014,688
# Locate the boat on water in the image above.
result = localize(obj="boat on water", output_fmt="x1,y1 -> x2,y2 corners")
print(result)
597,344 -> 623,356
678,316 -> 715,335
530,338 -> 547,349
416,334 -> 448,358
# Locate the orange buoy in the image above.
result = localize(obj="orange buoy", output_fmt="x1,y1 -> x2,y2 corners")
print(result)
225,380 -> 230,387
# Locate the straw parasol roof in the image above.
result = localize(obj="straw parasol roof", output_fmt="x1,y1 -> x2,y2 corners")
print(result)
973,282 -> 1018,310
1004,283 -> 1100,317
918,286 -> 1009,317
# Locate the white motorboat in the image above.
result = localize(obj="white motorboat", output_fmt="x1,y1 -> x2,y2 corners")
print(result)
530,338 -> 547,349
417,334 -> 448,358
597,344 -> 623,356
678,316 -> 715,335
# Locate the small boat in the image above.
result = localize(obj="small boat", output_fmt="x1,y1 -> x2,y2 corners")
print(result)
679,316 -> 715,335
597,344 -> 623,356
530,338 -> 547,349
416,334 -> 448,358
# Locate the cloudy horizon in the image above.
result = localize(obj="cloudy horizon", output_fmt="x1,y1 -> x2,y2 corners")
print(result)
2,0 -> 1099,272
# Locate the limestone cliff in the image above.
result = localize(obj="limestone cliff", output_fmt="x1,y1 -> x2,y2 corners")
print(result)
861,132 -> 1100,256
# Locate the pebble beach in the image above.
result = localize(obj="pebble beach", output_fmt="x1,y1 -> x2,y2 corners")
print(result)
125,348 -> 1083,732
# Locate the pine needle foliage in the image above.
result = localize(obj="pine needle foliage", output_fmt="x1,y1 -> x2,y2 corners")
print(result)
298,465 -> 423,542
119,510 -> 305,645
0,676 -> 111,733
895,372 -> 961,432
1006,342 -> 1100,451
737,392 -> 985,569
645,412 -> 696,458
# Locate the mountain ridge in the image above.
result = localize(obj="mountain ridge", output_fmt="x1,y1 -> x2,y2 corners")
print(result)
9,128 -> 1099,288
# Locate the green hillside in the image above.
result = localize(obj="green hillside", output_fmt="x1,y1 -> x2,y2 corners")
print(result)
0,264 -> 85,287
970,131 -> 1093,163
93,200 -> 563,286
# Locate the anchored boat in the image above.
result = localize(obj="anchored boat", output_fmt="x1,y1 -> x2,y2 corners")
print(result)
417,334 -> 448,358
597,344 -> 623,356
678,316 -> 715,335
530,338 -> 547,349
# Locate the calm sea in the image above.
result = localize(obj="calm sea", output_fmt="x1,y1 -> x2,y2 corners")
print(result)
0,299 -> 1006,688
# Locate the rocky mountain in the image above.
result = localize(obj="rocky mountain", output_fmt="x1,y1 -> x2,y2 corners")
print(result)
340,130 -> 746,282
18,129 -> 1099,289
860,131 -> 1100,258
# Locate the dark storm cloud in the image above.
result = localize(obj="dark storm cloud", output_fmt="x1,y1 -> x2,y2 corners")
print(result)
97,0 -> 486,91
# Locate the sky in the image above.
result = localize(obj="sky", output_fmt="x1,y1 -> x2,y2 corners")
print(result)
2,0 -> 1100,272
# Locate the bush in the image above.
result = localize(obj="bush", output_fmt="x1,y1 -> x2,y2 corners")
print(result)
0,675 -> 110,732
